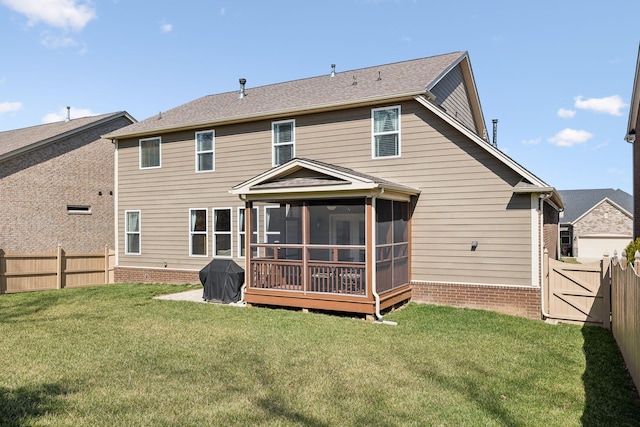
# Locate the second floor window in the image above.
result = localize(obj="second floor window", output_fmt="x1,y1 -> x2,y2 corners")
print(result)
372,106 -> 400,158
196,130 -> 214,172
272,119 -> 295,166
140,137 -> 161,169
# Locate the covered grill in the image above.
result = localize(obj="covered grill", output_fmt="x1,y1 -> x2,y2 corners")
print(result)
199,259 -> 245,303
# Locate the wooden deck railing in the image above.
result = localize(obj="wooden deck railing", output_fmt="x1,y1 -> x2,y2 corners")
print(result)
249,244 -> 366,296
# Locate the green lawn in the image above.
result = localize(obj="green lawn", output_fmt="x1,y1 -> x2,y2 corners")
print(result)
0,283 -> 638,426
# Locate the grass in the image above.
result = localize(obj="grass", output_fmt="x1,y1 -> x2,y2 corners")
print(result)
0,283 -> 638,426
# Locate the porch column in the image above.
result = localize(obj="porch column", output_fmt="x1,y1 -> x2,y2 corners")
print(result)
245,200 -> 253,289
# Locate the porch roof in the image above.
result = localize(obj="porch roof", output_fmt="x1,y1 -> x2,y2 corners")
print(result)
230,158 -> 421,202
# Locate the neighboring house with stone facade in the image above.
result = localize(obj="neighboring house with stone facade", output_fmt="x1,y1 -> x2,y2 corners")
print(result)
0,112 -> 135,253
558,189 -> 633,262
104,51 -> 564,319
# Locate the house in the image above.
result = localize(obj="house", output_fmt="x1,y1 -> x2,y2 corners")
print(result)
0,111 -> 135,253
104,51 -> 564,319
558,189 -> 633,261
626,43 -> 640,239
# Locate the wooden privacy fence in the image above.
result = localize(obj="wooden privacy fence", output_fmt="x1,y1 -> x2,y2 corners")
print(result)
610,253 -> 640,394
0,245 -> 115,294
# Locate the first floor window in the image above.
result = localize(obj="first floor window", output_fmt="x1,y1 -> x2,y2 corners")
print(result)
272,119 -> 295,166
196,130 -> 214,172
140,137 -> 161,168
125,210 -> 141,255
214,208 -> 232,257
238,207 -> 258,257
372,106 -> 400,158
190,208 -> 208,256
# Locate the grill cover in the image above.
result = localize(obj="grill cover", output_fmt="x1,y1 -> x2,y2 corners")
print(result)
199,259 -> 245,303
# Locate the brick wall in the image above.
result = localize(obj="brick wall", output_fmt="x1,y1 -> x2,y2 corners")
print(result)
115,266 -> 200,284
0,117 -> 131,253
411,281 -> 542,319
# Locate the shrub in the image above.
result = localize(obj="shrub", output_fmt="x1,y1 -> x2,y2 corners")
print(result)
623,238 -> 640,264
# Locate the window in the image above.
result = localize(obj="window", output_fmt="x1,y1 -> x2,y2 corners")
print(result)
195,130 -> 214,172
272,119 -> 295,166
125,210 -> 141,255
372,106 -> 400,158
238,207 -> 258,257
140,137 -> 161,169
213,208 -> 232,257
190,208 -> 208,256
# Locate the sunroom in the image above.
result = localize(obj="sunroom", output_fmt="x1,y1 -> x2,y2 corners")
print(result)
230,158 -> 420,318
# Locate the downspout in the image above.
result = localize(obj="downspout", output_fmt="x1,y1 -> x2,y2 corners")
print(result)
372,189 -> 397,325
237,194 -> 248,305
538,193 -> 552,319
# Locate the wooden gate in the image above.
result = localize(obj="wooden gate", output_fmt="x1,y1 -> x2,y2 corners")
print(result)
544,251 -> 610,328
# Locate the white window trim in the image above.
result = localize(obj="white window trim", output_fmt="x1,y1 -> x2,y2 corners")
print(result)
125,210 -> 141,255
213,207 -> 233,258
139,136 -> 162,169
195,130 -> 215,173
371,105 -> 401,159
238,206 -> 259,258
272,119 -> 295,167
189,208 -> 209,257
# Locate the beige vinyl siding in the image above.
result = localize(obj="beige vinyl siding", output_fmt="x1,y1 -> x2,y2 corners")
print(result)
117,99 -> 533,285
430,64 -> 477,133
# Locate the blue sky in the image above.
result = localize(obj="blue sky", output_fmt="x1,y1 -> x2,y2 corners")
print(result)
0,0 -> 638,194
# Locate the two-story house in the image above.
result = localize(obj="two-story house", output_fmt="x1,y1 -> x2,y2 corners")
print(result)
104,52 -> 563,319
1,111 -> 135,253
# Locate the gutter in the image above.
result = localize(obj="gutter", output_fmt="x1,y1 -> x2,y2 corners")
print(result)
371,189 -> 397,326
538,193 -> 552,319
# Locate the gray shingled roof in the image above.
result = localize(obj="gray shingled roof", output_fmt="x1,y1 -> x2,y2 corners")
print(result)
0,112 -> 130,160
559,189 -> 633,223
104,51 -> 466,139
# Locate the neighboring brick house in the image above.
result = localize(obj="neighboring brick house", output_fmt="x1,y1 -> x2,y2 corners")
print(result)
0,112 -> 135,253
626,44 -> 640,239
558,189 -> 633,261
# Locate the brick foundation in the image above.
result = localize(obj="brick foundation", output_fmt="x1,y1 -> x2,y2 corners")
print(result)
411,282 -> 542,319
114,267 -> 200,285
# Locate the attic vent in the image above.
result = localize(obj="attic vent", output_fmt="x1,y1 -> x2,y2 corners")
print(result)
330,64 -> 336,77
238,78 -> 247,99
67,205 -> 91,215
352,76 -> 357,86
65,106 -> 70,122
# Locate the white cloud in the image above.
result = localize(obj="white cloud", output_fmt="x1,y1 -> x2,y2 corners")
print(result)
0,0 -> 96,31
0,101 -> 23,115
574,95 -> 627,116
557,108 -> 576,119
41,33 -> 77,48
401,35 -> 411,43
220,8 -> 225,16
41,106 -> 95,123
160,22 -> 173,33
548,128 -> 593,147
521,137 -> 541,145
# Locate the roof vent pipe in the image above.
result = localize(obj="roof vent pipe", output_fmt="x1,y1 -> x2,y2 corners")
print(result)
66,106 -> 71,122
238,78 -> 246,99
492,119 -> 498,147
330,64 -> 336,77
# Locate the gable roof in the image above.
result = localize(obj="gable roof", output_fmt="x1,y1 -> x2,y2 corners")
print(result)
104,51 -> 483,140
0,111 -> 135,162
559,189 -> 633,223
231,157 -> 421,201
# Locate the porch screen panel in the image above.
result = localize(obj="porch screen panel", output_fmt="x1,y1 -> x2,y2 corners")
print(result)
376,199 -> 409,293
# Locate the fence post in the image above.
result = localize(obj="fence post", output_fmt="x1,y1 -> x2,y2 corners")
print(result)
601,252 -> 611,330
0,249 -> 4,295
56,244 -> 63,290
104,245 -> 109,284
